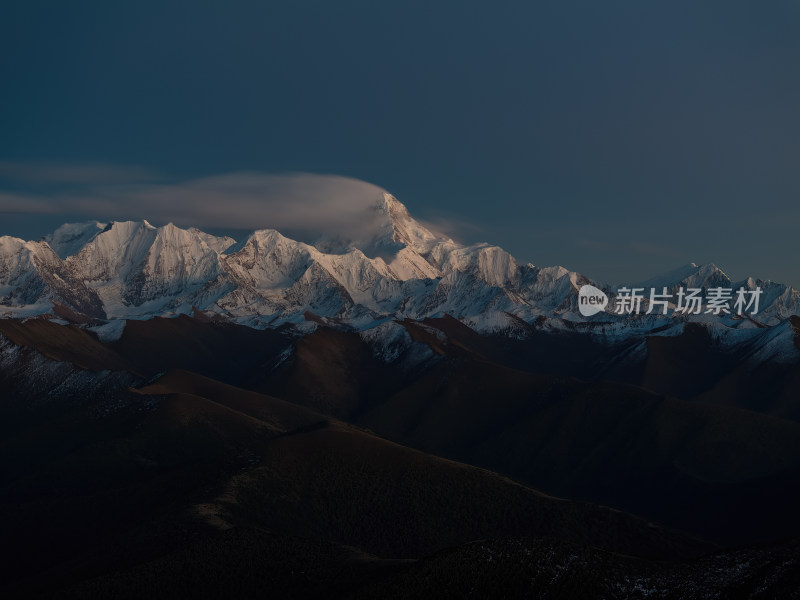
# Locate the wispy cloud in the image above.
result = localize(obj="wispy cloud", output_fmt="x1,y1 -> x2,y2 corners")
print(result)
413,211 -> 484,245
0,163 -> 405,242
0,192 -> 59,213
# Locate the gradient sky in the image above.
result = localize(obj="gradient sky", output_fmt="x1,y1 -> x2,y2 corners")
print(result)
1,1 -> 799,286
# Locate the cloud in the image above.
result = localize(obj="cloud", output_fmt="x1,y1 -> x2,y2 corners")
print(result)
412,211 -> 484,245
105,172 -> 390,233
0,192 -> 60,214
0,165 -> 396,241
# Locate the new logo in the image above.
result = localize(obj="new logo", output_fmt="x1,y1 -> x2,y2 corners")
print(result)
578,285 -> 608,316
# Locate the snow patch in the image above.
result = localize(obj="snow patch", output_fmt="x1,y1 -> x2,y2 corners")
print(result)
360,321 -> 413,363
89,319 -> 127,342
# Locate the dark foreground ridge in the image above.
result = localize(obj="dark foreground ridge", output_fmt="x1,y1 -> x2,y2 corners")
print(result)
1,315 -> 800,598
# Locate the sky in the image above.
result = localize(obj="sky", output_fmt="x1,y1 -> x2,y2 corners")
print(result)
1,1 -> 799,286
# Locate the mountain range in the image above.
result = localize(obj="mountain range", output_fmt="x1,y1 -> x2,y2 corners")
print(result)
2,193 -> 797,334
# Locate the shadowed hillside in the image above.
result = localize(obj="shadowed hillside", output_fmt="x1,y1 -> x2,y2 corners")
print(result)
2,316 -> 800,597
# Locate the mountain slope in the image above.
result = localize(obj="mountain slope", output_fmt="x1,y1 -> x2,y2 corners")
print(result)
0,365 -> 707,597
0,236 -> 105,320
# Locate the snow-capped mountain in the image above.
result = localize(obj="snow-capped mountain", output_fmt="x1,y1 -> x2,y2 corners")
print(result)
0,235 -> 105,319
62,220 -> 235,318
0,192 -> 798,338
630,262 -> 799,326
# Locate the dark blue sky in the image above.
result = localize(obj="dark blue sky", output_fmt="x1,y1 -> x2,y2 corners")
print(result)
2,1 -> 799,286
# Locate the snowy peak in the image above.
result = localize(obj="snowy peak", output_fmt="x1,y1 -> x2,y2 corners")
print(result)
0,237 -> 63,280
378,193 -> 447,253
189,228 -> 236,254
54,221 -> 237,314
139,222 -> 226,285
0,235 -> 105,319
67,220 -> 161,282
223,229 -> 313,289
0,237 -> 53,294
431,242 -> 521,288
338,193 -> 527,287
689,263 -> 731,287
66,221 -> 234,283
44,221 -> 107,259
636,262 -> 731,291
310,192 -> 447,260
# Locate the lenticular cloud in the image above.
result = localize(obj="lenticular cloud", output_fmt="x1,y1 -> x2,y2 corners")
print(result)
0,163 -> 389,238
